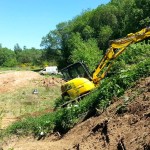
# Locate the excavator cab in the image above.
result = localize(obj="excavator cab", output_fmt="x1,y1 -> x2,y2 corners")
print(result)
61,62 -> 95,100
61,62 -> 92,81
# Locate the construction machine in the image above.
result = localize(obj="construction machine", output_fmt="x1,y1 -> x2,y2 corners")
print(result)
60,27 -> 150,102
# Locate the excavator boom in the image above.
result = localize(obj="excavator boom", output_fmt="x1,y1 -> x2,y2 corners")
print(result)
92,26 -> 150,84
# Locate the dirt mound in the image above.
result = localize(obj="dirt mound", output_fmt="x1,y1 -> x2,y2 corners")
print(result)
0,71 -> 43,93
42,77 -> 64,87
62,77 -> 149,150
2,77 -> 150,150
0,71 -> 64,93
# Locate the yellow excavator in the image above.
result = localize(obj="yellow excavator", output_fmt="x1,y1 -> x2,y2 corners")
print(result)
60,27 -> 150,102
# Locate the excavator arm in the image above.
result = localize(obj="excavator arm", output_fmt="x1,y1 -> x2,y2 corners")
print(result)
92,26 -> 150,84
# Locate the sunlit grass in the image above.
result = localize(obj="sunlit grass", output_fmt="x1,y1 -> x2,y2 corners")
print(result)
0,84 -> 61,117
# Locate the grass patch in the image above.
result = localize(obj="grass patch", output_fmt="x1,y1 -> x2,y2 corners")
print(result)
0,84 -> 61,117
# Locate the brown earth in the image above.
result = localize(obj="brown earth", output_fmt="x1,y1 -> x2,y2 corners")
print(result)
1,72 -> 150,150
0,71 -> 64,94
0,71 -> 43,93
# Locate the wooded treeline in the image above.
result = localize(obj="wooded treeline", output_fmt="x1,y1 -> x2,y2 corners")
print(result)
1,0 -> 150,69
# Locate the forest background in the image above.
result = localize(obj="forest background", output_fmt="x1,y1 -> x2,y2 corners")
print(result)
0,0 -> 150,71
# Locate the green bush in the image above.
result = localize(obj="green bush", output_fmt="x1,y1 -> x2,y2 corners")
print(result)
0,47 -> 17,67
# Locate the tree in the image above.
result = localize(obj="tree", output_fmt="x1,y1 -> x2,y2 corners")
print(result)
14,43 -> 22,52
16,48 -> 42,65
135,0 -> 150,27
40,0 -> 150,69
98,25 -> 113,50
82,25 -> 94,40
68,33 -> 102,71
0,47 -> 17,67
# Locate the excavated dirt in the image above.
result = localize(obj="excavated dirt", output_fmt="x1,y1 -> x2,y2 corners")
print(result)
0,71 -> 43,93
1,74 -> 150,150
0,71 -> 64,94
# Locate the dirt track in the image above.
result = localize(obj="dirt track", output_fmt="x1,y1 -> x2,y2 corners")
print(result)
1,72 -> 150,150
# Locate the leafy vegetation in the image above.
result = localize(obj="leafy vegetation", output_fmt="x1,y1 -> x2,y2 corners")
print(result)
0,47 -> 17,67
0,44 -> 59,68
41,0 -> 150,69
4,43 -> 150,136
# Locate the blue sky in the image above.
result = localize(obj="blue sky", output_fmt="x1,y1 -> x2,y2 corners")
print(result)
0,0 -> 110,50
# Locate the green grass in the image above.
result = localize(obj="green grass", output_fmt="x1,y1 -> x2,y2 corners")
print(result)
0,84 -> 61,116
0,67 -> 23,72
6,89 -> 57,112
0,66 -> 42,72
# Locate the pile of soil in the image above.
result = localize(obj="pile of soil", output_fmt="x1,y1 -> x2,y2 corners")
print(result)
42,77 -> 64,87
0,71 -> 43,93
1,76 -> 150,150
0,71 -> 64,93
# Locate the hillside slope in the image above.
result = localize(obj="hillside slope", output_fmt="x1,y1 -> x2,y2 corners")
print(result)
2,76 -> 150,150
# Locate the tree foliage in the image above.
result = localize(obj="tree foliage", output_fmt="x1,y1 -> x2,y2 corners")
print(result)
41,0 -> 150,70
0,47 -> 17,67
69,34 -> 102,71
2,0 -> 150,137
0,44 -> 43,67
